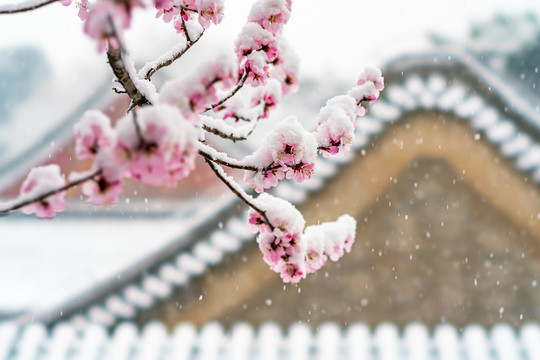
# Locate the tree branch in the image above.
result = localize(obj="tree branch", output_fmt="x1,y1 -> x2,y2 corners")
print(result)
0,0 -> 56,14
107,46 -> 151,108
0,169 -> 102,216
200,113 -> 260,142
142,30 -> 205,80
204,159 -> 274,231
206,72 -> 248,111
198,143 -> 258,171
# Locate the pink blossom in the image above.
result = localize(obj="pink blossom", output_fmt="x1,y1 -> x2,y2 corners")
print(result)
181,0 -> 197,8
114,105 -> 198,187
304,231 -> 327,273
270,37 -> 299,94
243,51 -> 270,87
285,161 -> 314,183
74,110 -> 115,160
77,0 -> 89,21
277,258 -> 305,283
347,82 -> 380,116
159,56 -> 236,121
20,165 -> 66,219
344,234 -> 355,254
315,102 -> 355,158
59,0 -> 72,6
244,167 -> 286,193
76,148 -> 124,205
197,0 -> 224,29
357,66 -> 385,91
249,195 -> 357,283
258,233 -> 285,269
81,174 -> 122,206
248,210 -> 270,233
84,0 -> 132,52
248,0 -> 291,35
284,0 -> 291,11
173,16 -> 185,33
155,0 -> 177,23
235,22 -> 276,61
267,117 -> 318,167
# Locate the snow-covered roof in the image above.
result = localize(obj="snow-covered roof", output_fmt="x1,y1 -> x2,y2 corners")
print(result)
1,321 -> 539,360
0,194 -> 237,322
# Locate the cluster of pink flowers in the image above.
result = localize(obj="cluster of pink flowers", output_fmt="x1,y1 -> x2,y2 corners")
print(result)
159,56 -> 237,122
314,95 -> 358,157
18,105 -> 199,218
315,67 -> 385,157
19,165 -> 67,219
74,110 -> 115,159
235,0 -> 296,90
248,194 -> 356,283
154,0 -> 224,34
114,105 -> 199,187
60,0 -> 142,51
61,0 -> 221,51
244,116 -> 317,193
348,67 -> 385,116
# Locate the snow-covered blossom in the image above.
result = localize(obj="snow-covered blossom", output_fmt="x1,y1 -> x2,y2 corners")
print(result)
267,117 -> 317,168
235,22 -> 277,61
249,193 -> 307,283
357,66 -> 385,91
244,116 -> 317,192
159,55 -> 237,121
77,0 -> 89,21
74,110 -> 115,160
197,0 -> 224,29
304,214 -> 356,263
154,0 -> 222,34
247,0 -> 291,35
84,0 -> 135,51
249,78 -> 282,118
244,167 -> 286,193
270,37 -> 299,94
114,105 -> 198,187
347,67 -> 384,115
315,95 -> 357,157
248,194 -> 357,283
242,50 -> 269,87
19,165 -> 66,219
72,148 -> 124,206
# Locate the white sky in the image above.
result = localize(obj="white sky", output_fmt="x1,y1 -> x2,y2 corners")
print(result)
1,0 -> 539,80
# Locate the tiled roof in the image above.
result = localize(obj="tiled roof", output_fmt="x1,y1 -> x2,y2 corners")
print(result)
1,321 -> 539,359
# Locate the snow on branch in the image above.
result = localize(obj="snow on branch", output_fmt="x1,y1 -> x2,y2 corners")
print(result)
0,0 -> 58,14
140,28 -> 205,80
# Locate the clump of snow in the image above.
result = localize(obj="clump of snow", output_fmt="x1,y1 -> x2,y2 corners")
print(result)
248,193 -> 356,283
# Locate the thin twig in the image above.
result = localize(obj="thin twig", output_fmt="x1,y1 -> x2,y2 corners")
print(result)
206,72 -> 248,111
0,169 -> 102,216
199,149 -> 258,171
202,123 -> 257,142
204,159 -> 274,231
0,0 -> 56,14
144,30 -> 204,80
